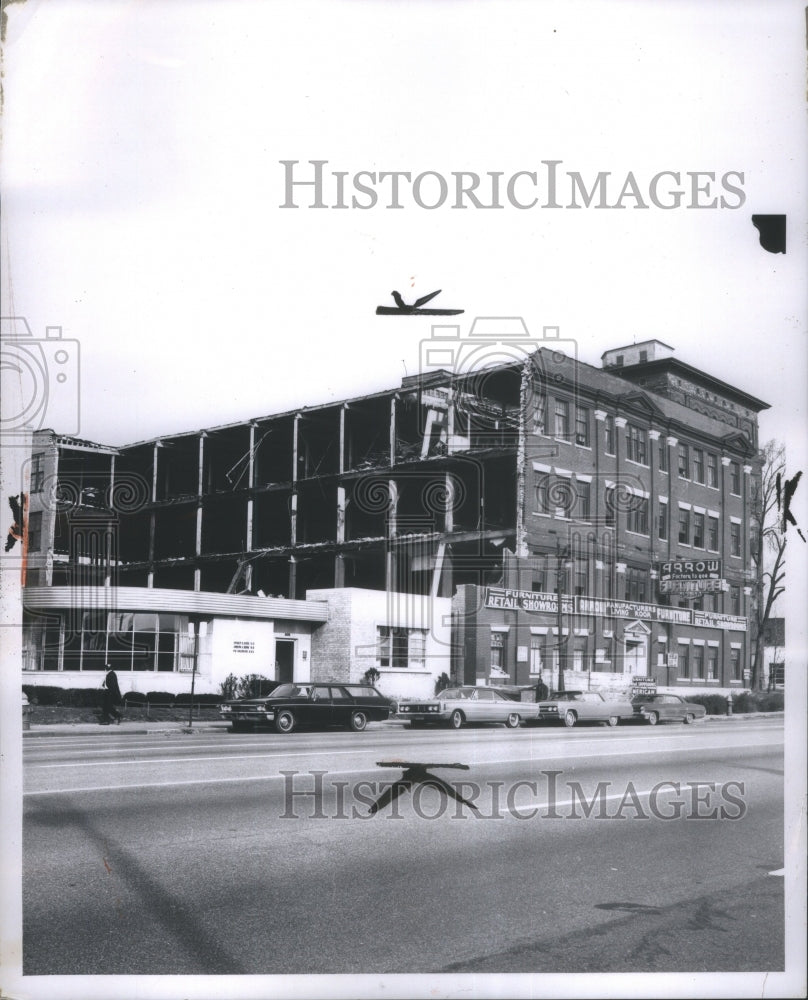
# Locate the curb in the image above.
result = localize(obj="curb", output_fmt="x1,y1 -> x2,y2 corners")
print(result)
22,713 -> 783,737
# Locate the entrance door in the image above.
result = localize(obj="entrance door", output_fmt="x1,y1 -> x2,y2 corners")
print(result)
275,640 -> 295,683
624,638 -> 647,675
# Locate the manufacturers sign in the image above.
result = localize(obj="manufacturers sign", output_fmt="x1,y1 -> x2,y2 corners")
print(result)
483,588 -> 746,632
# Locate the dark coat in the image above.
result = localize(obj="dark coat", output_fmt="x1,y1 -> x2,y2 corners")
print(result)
104,670 -> 122,704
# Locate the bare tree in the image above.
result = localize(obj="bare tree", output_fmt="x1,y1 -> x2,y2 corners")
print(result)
750,441 -> 786,690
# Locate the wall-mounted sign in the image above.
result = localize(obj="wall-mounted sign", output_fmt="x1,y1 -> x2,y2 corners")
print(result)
658,559 -> 722,583
233,640 -> 255,654
483,588 -> 747,632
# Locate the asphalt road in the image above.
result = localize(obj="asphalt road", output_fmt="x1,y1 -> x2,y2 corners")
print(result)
23,718 -> 784,975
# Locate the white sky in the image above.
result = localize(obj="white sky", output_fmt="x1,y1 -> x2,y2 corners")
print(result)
2,0 -> 805,457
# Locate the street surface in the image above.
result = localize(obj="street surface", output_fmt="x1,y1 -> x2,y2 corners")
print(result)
23,718 -> 784,975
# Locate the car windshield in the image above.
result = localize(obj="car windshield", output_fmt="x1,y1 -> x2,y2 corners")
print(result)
551,692 -> 583,702
266,683 -> 306,699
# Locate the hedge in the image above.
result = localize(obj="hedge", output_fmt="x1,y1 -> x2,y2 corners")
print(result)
686,694 -> 728,715
731,690 -> 784,713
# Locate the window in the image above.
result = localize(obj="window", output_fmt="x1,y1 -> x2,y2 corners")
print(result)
625,424 -> 648,464
707,647 -> 718,681
27,511 -> 42,552
639,349 -> 648,362
730,461 -> 741,495
554,398 -> 570,437
604,415 -> 615,455
376,627 -> 425,668
573,564 -> 588,597
535,474 -> 550,514
678,508 -> 690,545
678,443 -> 690,478
730,646 -> 741,681
490,631 -> 506,671
575,405 -> 590,446
693,448 -> 705,484
605,485 -> 616,527
730,521 -> 741,557
693,512 -> 705,549
625,567 -> 647,602
677,643 -> 690,679
658,441 -> 668,472
692,644 -> 705,679
626,495 -> 649,535
31,453 -> 45,494
533,395 -> 546,435
707,515 -> 719,550
377,626 -> 409,668
615,354 -> 624,367
730,585 -> 741,616
658,501 -> 668,540
409,630 -> 426,664
531,554 -> 549,592
575,480 -> 591,520
553,475 -> 574,517
707,453 -> 718,488
529,636 -> 543,675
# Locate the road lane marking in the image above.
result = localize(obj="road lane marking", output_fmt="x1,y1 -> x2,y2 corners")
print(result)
28,735 -> 784,770
23,740 -> 784,796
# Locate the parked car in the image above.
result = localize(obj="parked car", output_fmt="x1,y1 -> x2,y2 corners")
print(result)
397,686 -> 525,729
219,682 -> 393,733
534,690 -> 635,728
631,693 -> 707,725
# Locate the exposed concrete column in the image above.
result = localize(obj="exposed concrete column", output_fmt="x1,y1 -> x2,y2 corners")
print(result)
389,396 -> 397,465
245,423 -> 256,592
339,405 -> 346,474
291,414 -> 300,546
385,478 -> 398,593
194,433 -> 205,592
147,441 -> 159,588
105,453 -> 116,587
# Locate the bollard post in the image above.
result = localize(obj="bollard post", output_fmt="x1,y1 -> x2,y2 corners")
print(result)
726,691 -> 733,716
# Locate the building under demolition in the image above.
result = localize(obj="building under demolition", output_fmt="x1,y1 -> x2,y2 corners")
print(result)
19,323 -> 768,697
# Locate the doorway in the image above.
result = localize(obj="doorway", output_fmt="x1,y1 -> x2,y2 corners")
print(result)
275,639 -> 295,683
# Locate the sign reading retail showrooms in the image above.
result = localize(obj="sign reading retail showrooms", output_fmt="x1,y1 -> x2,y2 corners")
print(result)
484,588 -> 574,614
483,587 -> 746,631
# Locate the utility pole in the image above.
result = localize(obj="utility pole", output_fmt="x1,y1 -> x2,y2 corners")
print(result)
556,541 -> 570,693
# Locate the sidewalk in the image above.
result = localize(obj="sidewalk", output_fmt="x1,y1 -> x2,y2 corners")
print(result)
22,712 -> 783,738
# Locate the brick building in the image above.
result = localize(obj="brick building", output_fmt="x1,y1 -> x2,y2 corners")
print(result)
18,323 -> 767,696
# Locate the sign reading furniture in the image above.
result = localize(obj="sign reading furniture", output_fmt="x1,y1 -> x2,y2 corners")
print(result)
483,587 -> 746,632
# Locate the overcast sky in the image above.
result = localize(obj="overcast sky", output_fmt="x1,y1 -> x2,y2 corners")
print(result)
2,0 -> 805,460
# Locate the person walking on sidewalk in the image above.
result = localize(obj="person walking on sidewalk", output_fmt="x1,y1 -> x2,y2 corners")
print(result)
101,666 -> 123,725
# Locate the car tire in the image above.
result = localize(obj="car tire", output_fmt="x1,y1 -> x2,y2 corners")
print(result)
564,711 -> 577,728
684,713 -> 695,725
350,710 -> 368,732
607,716 -> 618,727
647,711 -> 659,726
275,710 -> 295,734
506,713 -> 521,728
450,710 -> 464,730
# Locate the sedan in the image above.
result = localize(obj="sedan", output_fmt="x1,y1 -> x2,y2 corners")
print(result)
632,693 -> 707,725
397,686 -> 524,729
534,690 -> 635,728
219,682 -> 393,733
